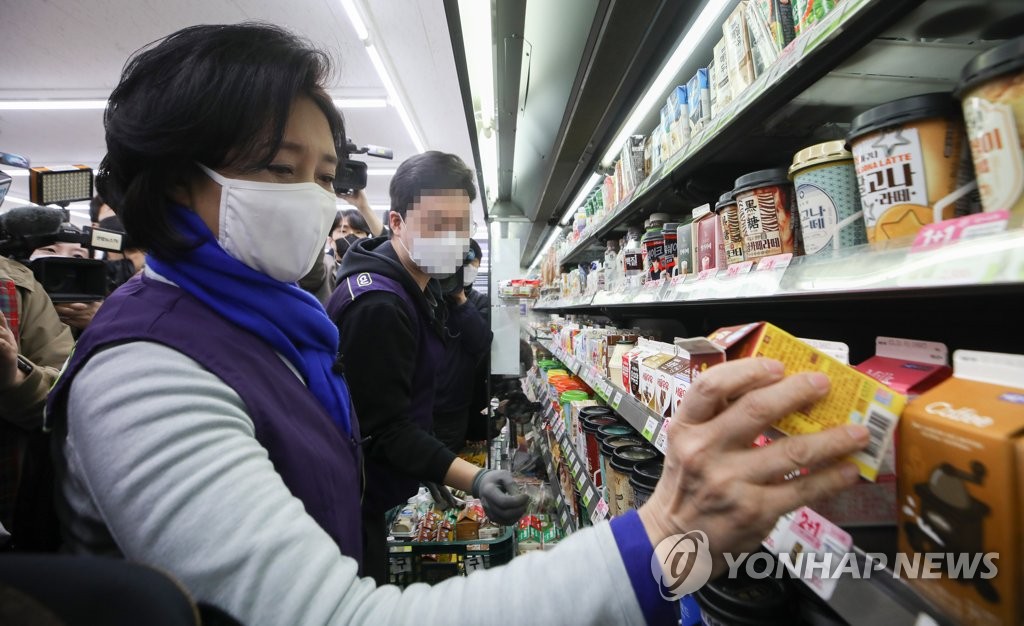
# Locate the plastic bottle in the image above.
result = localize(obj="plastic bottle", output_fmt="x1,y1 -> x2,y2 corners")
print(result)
622,228 -> 643,288
603,239 -> 620,291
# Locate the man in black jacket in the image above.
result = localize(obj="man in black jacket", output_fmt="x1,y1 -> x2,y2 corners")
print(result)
327,151 -> 527,584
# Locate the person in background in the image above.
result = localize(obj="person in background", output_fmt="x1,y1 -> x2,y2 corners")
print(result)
89,194 -> 116,228
29,236 -> 102,332
328,151 -> 528,584
0,255 -> 75,548
47,23 -> 872,626
338,188 -> 384,238
96,215 -> 145,294
462,238 -> 486,315
433,249 -> 492,452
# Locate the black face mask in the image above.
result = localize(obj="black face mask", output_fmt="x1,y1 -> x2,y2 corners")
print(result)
333,234 -> 361,259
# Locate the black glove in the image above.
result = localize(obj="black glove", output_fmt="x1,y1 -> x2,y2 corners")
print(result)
425,481 -> 461,511
471,469 -> 529,525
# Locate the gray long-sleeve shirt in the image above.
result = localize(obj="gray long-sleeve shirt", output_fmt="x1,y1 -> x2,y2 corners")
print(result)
58,340 -> 649,625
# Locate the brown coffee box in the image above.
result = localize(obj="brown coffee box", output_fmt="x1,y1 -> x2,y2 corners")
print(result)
898,351 -> 1024,626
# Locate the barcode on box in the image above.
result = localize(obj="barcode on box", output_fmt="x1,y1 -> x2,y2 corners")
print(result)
863,404 -> 896,461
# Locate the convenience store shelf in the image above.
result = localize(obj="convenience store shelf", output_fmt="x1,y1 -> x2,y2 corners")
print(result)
556,0 -> 928,267
522,376 -> 576,533
531,338 -> 953,626
527,370 -> 611,527
539,228 -> 1024,312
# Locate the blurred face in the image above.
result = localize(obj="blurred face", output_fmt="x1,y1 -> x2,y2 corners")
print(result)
390,190 -> 472,279
30,242 -> 89,260
189,95 -> 338,238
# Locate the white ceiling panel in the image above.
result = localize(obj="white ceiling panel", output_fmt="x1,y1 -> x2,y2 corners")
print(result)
0,0 -> 483,229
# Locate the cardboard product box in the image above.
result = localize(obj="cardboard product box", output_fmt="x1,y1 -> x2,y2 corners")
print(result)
624,341 -> 657,399
744,0 -> 781,76
667,86 -> 690,152
722,2 -> 757,100
712,37 -> 733,116
687,69 -> 711,133
640,352 -> 675,411
661,356 -> 692,421
702,322 -> 907,480
855,337 -> 952,398
752,0 -> 796,50
898,350 -> 1024,626
692,204 -> 727,273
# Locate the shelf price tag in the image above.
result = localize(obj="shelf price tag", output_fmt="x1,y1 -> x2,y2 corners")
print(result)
696,268 -> 719,282
764,506 -> 852,601
725,261 -> 754,279
560,511 -> 568,528
654,418 -> 670,454
641,416 -> 659,441
595,498 -> 610,520
755,253 -> 793,272
582,485 -> 594,508
911,211 -> 1009,253
611,391 -> 623,410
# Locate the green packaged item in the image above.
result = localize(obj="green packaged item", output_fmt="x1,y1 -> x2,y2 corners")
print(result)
792,0 -> 836,36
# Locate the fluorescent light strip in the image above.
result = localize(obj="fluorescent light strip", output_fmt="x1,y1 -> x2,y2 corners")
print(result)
366,168 -> 397,176
333,98 -> 388,109
339,0 -> 370,41
0,100 -> 108,111
339,0 -> 427,154
600,0 -> 731,167
0,169 -> 29,177
366,44 -> 427,153
559,173 -> 603,225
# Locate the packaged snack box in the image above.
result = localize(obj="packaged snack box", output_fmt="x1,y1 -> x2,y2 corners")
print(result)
855,337 -> 952,397
898,350 -> 1024,626
723,2 -> 757,99
705,322 -> 908,480
687,69 -> 710,132
712,37 -> 733,117
657,356 -> 689,419
640,351 -> 674,410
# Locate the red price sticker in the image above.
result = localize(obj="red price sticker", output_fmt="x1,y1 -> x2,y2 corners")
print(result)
726,261 -> 754,278
911,211 -> 1009,253
755,253 -> 793,272
696,268 -> 719,281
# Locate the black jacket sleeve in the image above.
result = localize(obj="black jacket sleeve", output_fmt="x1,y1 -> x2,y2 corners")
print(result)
445,300 -> 492,358
335,292 -> 457,483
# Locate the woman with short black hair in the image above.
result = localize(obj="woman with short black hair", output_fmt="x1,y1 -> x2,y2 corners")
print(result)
47,22 -> 869,626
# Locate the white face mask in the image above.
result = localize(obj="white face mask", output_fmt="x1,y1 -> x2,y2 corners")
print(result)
198,163 -> 336,283
396,218 -> 470,279
463,265 -> 479,286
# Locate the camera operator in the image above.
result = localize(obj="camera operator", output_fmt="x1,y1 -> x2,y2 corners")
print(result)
29,239 -> 102,332
96,215 -> 144,293
0,254 -> 75,544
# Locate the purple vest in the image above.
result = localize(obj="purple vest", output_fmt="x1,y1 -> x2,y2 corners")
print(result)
328,272 -> 444,514
47,274 -> 365,567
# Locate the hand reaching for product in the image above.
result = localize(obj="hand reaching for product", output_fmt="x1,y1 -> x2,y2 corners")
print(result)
472,469 -> 530,525
638,358 -> 871,577
425,481 -> 462,511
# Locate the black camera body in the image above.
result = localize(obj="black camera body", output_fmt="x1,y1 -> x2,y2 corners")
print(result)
333,140 -> 393,196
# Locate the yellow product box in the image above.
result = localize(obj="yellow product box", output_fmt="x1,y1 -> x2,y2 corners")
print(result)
898,350 -> 1024,626
706,322 -> 907,481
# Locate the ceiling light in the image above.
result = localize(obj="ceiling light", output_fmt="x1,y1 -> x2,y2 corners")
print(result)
0,100 -> 108,111
1,196 -> 33,205
366,168 -> 398,176
339,0 -> 370,41
365,44 -> 427,153
559,173 -> 603,226
458,0 -> 497,200
339,0 -> 427,154
600,0 -> 732,167
333,98 -> 388,109
0,169 -> 29,177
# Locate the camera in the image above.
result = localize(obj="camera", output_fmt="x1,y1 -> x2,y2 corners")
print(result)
0,204 -> 125,302
334,139 -> 394,196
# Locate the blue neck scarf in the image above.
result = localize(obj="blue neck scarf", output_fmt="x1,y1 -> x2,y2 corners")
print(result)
146,206 -> 352,435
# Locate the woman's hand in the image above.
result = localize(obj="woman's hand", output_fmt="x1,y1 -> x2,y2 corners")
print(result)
638,358 -> 870,575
